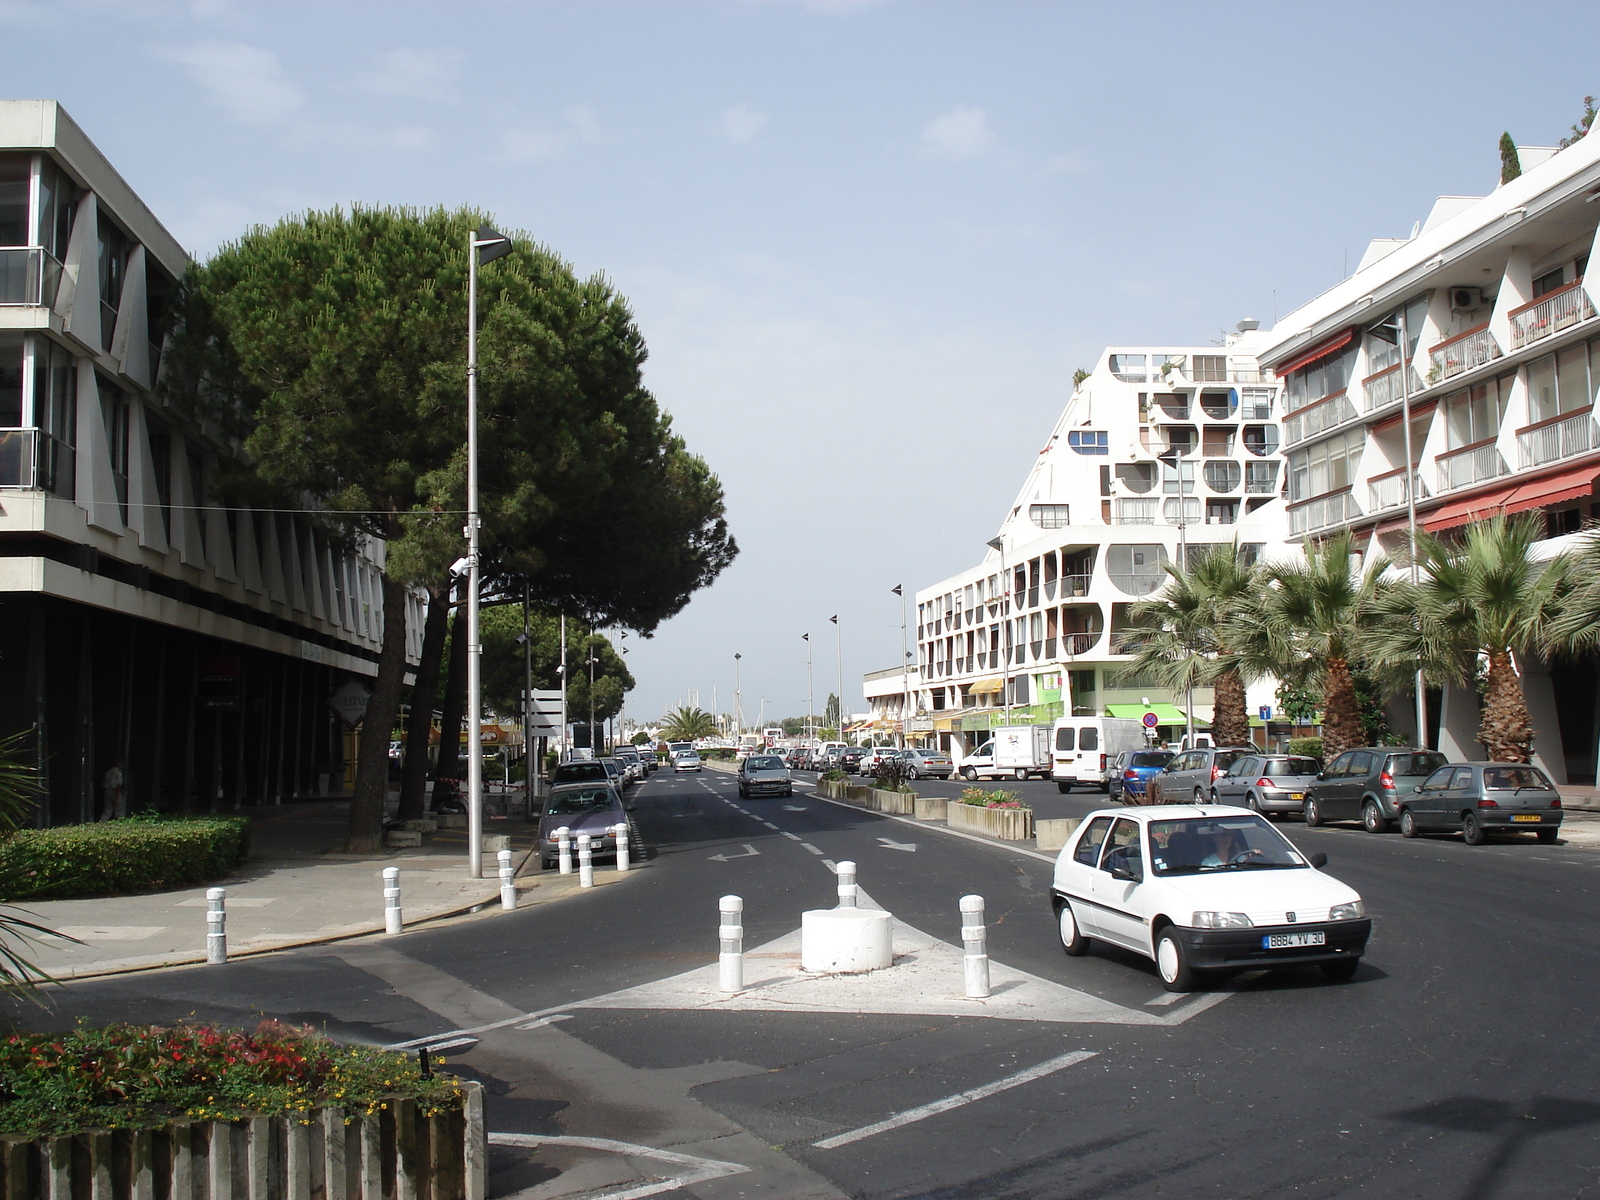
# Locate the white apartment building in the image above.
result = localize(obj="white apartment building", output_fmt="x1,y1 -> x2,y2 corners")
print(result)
1255,128 -> 1600,783
885,330 -> 1296,754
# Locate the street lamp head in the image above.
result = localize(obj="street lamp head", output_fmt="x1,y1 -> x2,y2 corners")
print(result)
986,537 -> 1004,552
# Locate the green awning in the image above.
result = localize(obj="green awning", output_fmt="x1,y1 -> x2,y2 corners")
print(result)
1105,703 -> 1190,723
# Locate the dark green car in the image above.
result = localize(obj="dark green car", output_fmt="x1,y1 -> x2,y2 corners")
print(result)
1398,762 -> 1563,844
1303,747 -> 1448,832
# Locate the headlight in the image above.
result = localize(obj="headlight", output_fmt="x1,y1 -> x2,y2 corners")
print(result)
1191,911 -> 1254,929
1329,901 -> 1365,921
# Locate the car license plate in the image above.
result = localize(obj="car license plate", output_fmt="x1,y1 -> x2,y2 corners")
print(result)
1263,931 -> 1325,949
1289,792 -> 1303,800
1511,814 -> 1541,823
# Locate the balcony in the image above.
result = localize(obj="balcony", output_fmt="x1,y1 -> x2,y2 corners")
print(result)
1367,467 -> 1428,513
1245,463 -> 1280,494
1061,632 -> 1100,656
1288,490 -> 1361,536
1509,280 -> 1597,350
1199,392 -> 1236,419
1517,406 -> 1599,470
1436,442 -> 1509,493
1113,498 -> 1157,525
1362,364 -> 1424,411
1060,573 -> 1092,597
0,428 -> 76,496
1428,324 -> 1503,384
1227,369 -> 1277,384
1282,392 -> 1356,447
0,248 -> 64,308
1151,394 -> 1191,422
1107,630 -> 1141,655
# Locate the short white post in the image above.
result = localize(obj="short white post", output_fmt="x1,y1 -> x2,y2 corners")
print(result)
960,894 -> 990,999
836,860 -> 858,909
719,895 -> 744,992
578,833 -> 594,888
497,848 -> 516,911
205,887 -> 227,964
612,822 -> 630,872
556,827 -> 572,875
383,867 -> 403,936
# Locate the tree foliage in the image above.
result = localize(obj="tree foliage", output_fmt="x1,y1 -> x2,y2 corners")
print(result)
1499,132 -> 1522,184
477,606 -> 631,724
660,707 -> 720,742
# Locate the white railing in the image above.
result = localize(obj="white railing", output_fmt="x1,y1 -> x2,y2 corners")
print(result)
1114,498 -> 1158,524
1429,325 -> 1503,383
1245,464 -> 1279,493
1510,281 -> 1597,350
1282,393 -> 1356,446
1289,491 -> 1361,536
1518,410 -> 1599,469
1362,365 -> 1423,410
1367,470 -> 1427,513
1436,444 -> 1509,492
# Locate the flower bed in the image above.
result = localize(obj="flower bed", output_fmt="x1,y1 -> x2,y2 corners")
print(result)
948,788 -> 1034,841
0,816 -> 251,900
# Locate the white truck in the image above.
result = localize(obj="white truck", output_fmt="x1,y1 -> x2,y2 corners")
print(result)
960,724 -> 1053,781
1050,716 -> 1149,792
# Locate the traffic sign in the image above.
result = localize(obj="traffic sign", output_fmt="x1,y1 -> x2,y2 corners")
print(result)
1141,711 -> 1160,729
328,681 -> 372,728
1259,706 -> 1273,721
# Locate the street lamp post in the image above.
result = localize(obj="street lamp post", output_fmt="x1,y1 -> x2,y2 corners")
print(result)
804,633 -> 814,743
733,653 -> 743,743
986,538 -> 1011,727
892,585 -> 909,747
830,616 -> 842,741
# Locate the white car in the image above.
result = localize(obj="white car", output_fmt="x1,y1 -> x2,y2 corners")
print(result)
672,751 -> 702,772
1050,806 -> 1371,991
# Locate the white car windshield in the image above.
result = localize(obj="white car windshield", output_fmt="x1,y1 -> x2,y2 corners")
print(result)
1148,814 -> 1307,876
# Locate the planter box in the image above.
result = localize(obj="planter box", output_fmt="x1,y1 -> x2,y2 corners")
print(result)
913,797 -> 948,821
1035,817 -> 1081,852
845,786 -> 872,802
868,788 -> 915,816
948,803 -> 1034,841
0,1081 -> 484,1200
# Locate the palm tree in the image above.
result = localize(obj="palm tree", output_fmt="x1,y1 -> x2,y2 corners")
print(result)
1126,544 -> 1263,747
1235,533 -> 1392,762
659,706 -> 720,743
1371,513 -> 1566,763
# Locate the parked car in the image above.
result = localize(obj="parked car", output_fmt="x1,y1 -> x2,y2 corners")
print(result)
896,748 -> 953,780
1398,762 -> 1563,844
538,782 -> 636,870
599,757 -> 633,789
1050,805 -> 1370,991
1303,747 -> 1450,832
672,749 -> 703,772
1109,749 -> 1174,803
613,749 -> 644,782
857,746 -> 898,775
959,740 -> 997,780
738,753 -> 793,798
1145,747 -> 1256,806
839,746 -> 870,774
785,747 -> 812,771
1052,717 -> 1147,792
1210,754 -> 1322,817
551,760 -> 610,787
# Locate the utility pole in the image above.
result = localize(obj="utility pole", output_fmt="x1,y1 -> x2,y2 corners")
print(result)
987,538 -> 1011,728
892,584 -> 909,748
804,633 -> 813,743
733,653 -> 743,743
518,578 -> 533,816
558,614 -> 568,762
830,615 -> 842,742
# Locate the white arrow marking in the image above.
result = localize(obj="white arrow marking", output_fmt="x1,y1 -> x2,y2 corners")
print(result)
877,837 -> 918,852
708,844 -> 761,863
782,805 -> 808,812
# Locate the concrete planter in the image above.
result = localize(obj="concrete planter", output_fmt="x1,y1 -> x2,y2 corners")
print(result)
913,797 -> 948,821
1035,816 -> 1081,852
867,788 -> 915,816
844,785 -> 873,802
0,1082 -> 485,1200
948,803 -> 1034,841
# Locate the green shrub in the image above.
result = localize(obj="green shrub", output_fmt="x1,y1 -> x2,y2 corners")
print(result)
0,1021 -> 466,1135
820,768 -> 847,782
958,787 -> 1030,810
1287,737 -> 1324,760
0,816 -> 251,901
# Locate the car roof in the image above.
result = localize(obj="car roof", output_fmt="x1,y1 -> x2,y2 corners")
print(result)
1079,804 -> 1252,824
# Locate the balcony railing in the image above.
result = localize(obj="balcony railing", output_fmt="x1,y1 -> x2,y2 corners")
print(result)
1517,407 -> 1599,470
1061,632 -> 1100,656
1436,442 -> 1509,493
1367,468 -> 1427,513
0,428 -> 76,497
1060,573 -> 1092,597
1245,465 -> 1279,493
1428,324 -> 1503,384
1509,280 -> 1597,350
1288,490 -> 1361,536
1282,392 -> 1356,447
1228,369 -> 1277,384
1107,630 -> 1141,655
0,248 -> 64,308
1114,498 -> 1158,524
1362,364 -> 1424,411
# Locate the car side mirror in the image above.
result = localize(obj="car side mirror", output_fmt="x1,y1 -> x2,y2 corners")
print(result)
626,803 -> 637,812
1109,858 -> 1141,882
1309,852 -> 1328,869
1411,784 -> 1422,793
1316,773 -> 1326,781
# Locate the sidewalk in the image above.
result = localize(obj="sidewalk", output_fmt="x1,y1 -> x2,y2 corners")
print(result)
6,802 -> 616,981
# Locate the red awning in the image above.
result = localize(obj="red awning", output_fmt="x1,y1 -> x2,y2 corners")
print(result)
1274,329 -> 1354,378
1420,484 -> 1520,533
1503,464 -> 1600,511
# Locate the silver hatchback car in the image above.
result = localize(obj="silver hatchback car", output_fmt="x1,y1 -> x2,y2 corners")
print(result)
1398,762 -> 1563,844
1209,754 -> 1322,817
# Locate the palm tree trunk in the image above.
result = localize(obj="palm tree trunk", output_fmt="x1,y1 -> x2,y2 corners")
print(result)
1479,650 -> 1535,763
1209,668 -> 1252,747
1321,656 -> 1365,761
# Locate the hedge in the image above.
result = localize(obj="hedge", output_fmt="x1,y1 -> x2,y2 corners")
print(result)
0,815 -> 251,901
1287,737 -> 1324,761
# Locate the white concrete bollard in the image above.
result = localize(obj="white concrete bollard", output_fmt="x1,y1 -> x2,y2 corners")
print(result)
383,867 -> 403,936
206,887 -> 227,964
719,895 -> 744,992
578,833 -> 594,888
836,860 -> 858,909
960,894 -> 991,999
613,822 -> 630,872
498,848 -> 517,911
557,826 -> 572,875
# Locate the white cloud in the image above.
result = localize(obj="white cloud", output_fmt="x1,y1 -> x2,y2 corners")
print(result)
919,106 -> 995,161
1043,151 -> 1089,174
155,41 -> 303,125
498,106 -> 607,162
358,47 -> 462,101
719,103 -> 769,144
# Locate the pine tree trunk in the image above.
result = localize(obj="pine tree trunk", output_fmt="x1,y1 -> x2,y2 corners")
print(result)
434,596 -> 469,783
347,573 -> 410,853
1479,649 -> 1534,763
1321,656 -> 1365,762
1209,668 -> 1252,747
395,581 -> 451,821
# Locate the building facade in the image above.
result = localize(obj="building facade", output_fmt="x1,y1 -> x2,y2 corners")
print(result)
0,101 -> 419,823
1257,130 -> 1600,783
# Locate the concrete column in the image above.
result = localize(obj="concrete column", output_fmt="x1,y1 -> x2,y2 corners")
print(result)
1520,652 -> 1567,782
1436,678 -> 1480,761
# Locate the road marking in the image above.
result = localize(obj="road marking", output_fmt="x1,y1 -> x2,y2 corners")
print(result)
515,1013 -> 575,1029
801,843 -> 824,855
761,821 -> 779,830
782,805 -> 808,812
812,1049 -> 1098,1149
1144,991 -> 1187,1007
804,790 -> 1056,863
877,837 -> 918,852
782,831 -> 802,841
708,844 -> 761,862
487,1133 -> 750,1200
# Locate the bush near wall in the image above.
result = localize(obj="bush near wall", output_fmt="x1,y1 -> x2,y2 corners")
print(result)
1287,737 -> 1325,761
0,815 -> 251,901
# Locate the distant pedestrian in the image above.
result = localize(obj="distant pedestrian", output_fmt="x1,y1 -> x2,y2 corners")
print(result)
101,761 -> 126,821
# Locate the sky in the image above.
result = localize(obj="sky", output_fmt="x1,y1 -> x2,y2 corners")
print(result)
6,0 -> 1599,726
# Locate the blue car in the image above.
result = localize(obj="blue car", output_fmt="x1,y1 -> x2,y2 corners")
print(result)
1111,750 -> 1174,803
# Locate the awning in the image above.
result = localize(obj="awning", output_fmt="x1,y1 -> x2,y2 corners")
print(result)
1273,329 -> 1354,378
1421,484 -> 1521,533
967,677 -> 1006,695
933,716 -> 955,732
1503,465 -> 1600,511
1105,702 -> 1190,723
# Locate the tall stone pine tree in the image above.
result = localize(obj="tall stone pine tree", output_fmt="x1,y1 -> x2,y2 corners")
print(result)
169,206 -> 735,851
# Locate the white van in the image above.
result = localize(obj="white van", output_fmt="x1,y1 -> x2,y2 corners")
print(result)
1051,717 -> 1148,793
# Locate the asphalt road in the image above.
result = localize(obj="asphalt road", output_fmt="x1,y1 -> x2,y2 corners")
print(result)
9,765 -> 1600,1199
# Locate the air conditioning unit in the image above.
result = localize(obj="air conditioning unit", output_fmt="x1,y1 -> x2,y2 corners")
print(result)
1450,287 -> 1484,312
